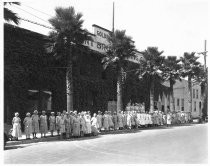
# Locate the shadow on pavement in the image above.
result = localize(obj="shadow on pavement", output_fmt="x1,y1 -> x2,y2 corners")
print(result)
4,145 -> 30,150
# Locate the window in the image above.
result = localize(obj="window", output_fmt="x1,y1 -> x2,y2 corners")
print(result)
193,89 -> 195,98
177,98 -> 180,107
196,89 -> 198,99
194,101 -> 196,112
181,99 -> 184,111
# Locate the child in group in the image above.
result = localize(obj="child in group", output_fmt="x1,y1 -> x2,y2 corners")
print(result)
49,112 -> 56,137
59,113 -> 66,139
12,112 -> 22,141
40,110 -> 48,138
56,112 -> 61,136
23,112 -> 32,140
31,110 -> 39,139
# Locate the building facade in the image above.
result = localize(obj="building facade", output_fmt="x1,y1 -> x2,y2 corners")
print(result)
160,80 -> 203,118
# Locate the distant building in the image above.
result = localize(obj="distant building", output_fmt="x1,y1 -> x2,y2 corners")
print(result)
160,79 -> 203,118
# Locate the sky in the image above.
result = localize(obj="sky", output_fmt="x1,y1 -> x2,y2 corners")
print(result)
3,0 -> 209,64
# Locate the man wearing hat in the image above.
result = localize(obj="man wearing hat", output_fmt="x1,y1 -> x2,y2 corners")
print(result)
31,110 -> 39,139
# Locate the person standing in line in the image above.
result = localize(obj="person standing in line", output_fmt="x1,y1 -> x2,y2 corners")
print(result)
80,112 -> 86,137
96,111 -> 102,132
49,112 -> 56,137
118,111 -> 124,130
40,110 -> 48,138
91,113 -> 98,129
85,113 -> 92,135
167,112 -> 172,127
59,113 -> 65,139
23,112 -> 32,140
65,112 -> 72,139
127,111 -> 132,129
162,113 -> 167,125
112,112 -> 118,130
31,110 -> 39,139
103,111 -> 109,131
56,112 -> 61,136
108,111 -> 114,130
63,110 -> 67,120
73,112 -> 81,137
123,111 -> 127,129
12,112 -> 22,141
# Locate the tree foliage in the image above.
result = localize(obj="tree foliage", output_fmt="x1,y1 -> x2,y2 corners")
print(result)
4,2 -> 20,25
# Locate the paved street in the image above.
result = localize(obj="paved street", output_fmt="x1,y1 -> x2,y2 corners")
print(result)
4,123 -> 208,164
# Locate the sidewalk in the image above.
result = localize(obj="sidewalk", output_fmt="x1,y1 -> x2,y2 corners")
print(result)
5,123 -> 200,147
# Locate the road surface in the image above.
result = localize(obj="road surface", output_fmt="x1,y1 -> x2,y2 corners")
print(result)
4,123 -> 208,164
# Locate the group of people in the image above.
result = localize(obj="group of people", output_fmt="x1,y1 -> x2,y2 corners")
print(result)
10,109 -> 192,141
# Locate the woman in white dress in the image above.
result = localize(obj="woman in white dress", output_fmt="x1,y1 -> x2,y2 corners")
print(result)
23,112 -> 32,140
12,112 -> 22,140
91,113 -> 98,129
85,114 -> 92,134
167,112 -> 172,127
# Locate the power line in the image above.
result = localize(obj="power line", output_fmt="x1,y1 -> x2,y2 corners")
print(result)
19,17 -> 54,30
13,5 -> 50,25
21,4 -> 54,17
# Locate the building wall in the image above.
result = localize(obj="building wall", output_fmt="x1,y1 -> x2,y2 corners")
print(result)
169,80 -> 202,118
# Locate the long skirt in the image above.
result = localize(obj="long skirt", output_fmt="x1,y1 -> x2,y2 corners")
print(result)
103,119 -> 109,130
25,124 -> 32,135
40,123 -> 48,134
86,122 -> 92,134
60,124 -> 66,133
73,123 -> 80,136
32,121 -> 39,133
12,123 -> 22,137
50,122 -> 56,131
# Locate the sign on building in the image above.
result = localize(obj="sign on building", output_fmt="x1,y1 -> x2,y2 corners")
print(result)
83,24 -> 143,64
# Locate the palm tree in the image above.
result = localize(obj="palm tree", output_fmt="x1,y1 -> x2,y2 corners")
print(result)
102,30 -> 136,113
180,52 -> 201,113
4,2 -> 20,25
137,47 -> 164,113
48,7 -> 91,112
162,56 -> 181,112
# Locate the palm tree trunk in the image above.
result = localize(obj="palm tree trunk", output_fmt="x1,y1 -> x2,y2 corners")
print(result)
188,76 -> 192,113
170,80 -> 175,112
117,66 -> 123,113
66,46 -> 73,113
150,78 -> 154,113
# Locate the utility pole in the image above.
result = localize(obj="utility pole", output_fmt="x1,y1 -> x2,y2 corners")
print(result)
112,2 -> 115,33
198,40 -> 208,71
204,40 -> 207,72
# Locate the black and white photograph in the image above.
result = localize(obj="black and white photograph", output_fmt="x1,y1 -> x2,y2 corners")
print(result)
2,0 -> 208,164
